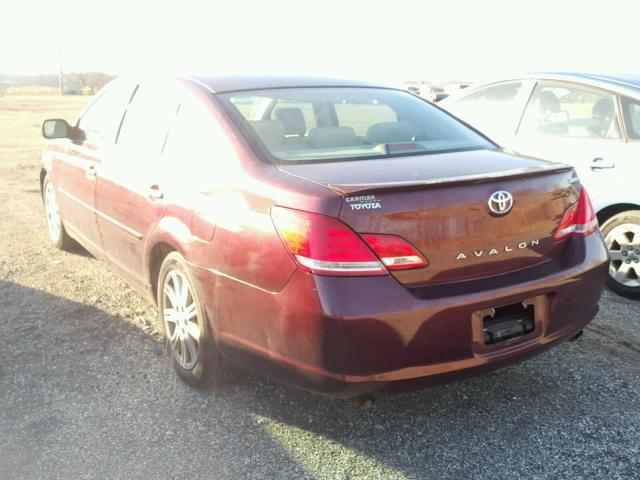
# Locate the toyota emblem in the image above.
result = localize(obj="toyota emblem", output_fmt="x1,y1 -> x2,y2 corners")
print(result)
488,191 -> 513,215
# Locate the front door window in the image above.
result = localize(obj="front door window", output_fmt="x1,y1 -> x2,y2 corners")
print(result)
519,82 -> 621,139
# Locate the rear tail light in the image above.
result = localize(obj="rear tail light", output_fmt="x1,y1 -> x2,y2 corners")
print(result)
554,187 -> 598,242
271,207 -> 429,276
271,206 -> 386,276
360,234 -> 428,270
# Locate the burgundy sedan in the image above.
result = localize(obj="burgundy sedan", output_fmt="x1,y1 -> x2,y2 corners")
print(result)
41,75 -> 608,395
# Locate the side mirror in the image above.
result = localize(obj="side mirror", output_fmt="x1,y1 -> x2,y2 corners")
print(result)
42,118 -> 83,141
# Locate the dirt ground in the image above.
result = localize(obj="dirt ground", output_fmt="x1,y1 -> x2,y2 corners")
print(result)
1,95 -> 639,480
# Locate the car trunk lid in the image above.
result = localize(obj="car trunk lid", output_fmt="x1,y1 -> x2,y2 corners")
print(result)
278,149 -> 578,286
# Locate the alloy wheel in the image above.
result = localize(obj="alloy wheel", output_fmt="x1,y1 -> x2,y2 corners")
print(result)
605,223 -> 640,288
44,182 -> 61,242
162,270 -> 201,370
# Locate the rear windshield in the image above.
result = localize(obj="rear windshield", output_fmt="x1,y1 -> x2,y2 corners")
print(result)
219,87 -> 494,163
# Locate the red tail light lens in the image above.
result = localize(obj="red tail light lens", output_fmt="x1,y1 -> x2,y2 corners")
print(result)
360,234 -> 428,270
271,206 -> 386,276
554,187 -> 598,242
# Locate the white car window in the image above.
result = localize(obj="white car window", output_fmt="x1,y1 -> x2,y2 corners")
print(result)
446,81 -> 526,138
519,82 -> 621,139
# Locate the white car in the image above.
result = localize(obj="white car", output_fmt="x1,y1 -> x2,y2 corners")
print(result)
441,72 -> 640,299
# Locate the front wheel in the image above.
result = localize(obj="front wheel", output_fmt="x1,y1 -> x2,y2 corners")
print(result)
42,175 -> 74,250
157,252 -> 231,387
601,210 -> 640,299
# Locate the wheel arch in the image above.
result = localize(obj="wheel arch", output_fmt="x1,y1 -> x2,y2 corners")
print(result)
596,202 -> 640,226
144,214 -> 195,304
39,168 -> 48,196
148,241 -> 179,305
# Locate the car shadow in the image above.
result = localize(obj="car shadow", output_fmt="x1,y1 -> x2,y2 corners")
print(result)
1,279 -> 637,479
0,280 -> 311,479
66,240 -> 94,258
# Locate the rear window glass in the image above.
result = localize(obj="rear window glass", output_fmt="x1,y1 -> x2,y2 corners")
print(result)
335,103 -> 397,136
220,87 -> 493,163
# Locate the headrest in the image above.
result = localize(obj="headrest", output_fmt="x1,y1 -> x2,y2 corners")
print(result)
365,121 -> 415,145
307,126 -> 356,148
537,91 -> 561,114
592,98 -> 614,120
250,120 -> 285,146
274,108 -> 307,136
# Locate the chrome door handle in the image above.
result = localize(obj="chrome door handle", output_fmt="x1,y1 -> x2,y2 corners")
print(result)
147,185 -> 164,201
85,164 -> 97,180
591,157 -> 615,171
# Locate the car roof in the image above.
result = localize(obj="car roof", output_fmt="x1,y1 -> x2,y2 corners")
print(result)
452,72 -> 640,100
532,72 -> 640,94
190,74 -> 386,93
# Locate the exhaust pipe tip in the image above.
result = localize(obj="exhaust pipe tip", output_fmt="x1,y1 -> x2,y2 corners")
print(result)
569,330 -> 583,342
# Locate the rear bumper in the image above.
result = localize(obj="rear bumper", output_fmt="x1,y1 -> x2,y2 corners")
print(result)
193,233 -> 609,396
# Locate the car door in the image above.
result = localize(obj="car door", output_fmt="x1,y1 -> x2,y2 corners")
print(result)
54,82 -> 133,256
95,80 -> 180,288
441,80 -> 535,146
159,94 -> 224,244
617,95 -> 640,202
512,81 -> 627,210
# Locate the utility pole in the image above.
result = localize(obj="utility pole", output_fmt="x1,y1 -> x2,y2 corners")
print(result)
58,26 -> 63,96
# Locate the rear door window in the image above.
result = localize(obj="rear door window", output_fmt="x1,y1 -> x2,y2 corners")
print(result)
519,82 -> 621,139
116,82 -> 180,155
621,96 -> 640,140
162,98 -> 235,187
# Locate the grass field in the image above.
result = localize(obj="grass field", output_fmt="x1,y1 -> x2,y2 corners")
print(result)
1,95 -> 88,165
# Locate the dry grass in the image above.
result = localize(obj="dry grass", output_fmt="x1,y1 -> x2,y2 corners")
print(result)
0,95 -> 89,169
0,95 -> 158,333
2,86 -> 60,96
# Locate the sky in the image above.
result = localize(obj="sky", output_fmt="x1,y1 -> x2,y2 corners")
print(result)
3,0 -> 639,83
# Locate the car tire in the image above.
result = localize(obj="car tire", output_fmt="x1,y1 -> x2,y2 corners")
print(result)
601,210 -> 640,299
42,175 -> 75,251
157,252 -> 231,387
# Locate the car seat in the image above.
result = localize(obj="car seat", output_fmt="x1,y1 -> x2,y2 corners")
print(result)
586,98 -> 615,138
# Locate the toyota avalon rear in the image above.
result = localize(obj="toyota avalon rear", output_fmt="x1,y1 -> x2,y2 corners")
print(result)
40,76 -> 609,395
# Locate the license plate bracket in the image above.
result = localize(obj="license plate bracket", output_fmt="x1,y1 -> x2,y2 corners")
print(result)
482,302 -> 535,345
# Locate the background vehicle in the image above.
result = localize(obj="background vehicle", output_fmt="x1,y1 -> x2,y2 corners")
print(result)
441,73 -> 640,299
40,75 -> 608,395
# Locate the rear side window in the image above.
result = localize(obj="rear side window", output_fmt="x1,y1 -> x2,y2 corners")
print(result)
116,82 -> 179,155
77,83 -> 133,144
519,82 -> 621,139
621,96 -> 640,140
162,98 -> 235,186
163,101 -> 221,162
222,87 -> 493,163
